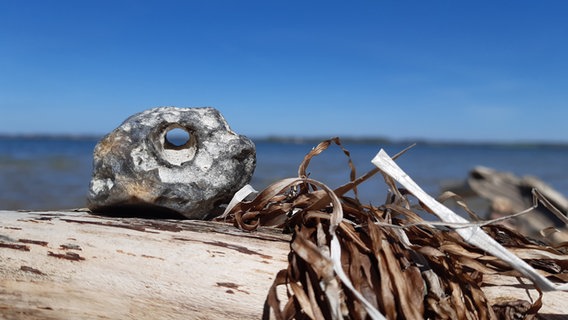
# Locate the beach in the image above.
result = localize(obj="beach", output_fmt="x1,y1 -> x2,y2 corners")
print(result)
2,138 -> 568,318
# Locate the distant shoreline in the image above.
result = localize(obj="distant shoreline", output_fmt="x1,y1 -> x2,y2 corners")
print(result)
252,136 -> 568,148
0,134 -> 101,142
1,133 -> 567,148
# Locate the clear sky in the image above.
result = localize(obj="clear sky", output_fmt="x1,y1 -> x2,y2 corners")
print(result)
1,1 -> 567,143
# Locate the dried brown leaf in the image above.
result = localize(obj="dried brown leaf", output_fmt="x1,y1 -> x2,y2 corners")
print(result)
220,138 -> 568,319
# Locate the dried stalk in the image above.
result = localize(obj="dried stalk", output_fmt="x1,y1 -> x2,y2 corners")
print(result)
372,149 -> 568,292
218,138 -> 568,320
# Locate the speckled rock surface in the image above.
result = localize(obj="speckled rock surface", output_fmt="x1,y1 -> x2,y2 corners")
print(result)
87,107 -> 256,219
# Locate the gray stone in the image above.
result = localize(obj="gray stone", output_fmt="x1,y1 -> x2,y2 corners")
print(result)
87,107 -> 256,219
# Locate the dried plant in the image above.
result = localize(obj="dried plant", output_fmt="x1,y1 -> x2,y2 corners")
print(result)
216,138 -> 568,319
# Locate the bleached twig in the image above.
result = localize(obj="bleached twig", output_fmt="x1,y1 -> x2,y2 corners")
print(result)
371,149 -> 568,292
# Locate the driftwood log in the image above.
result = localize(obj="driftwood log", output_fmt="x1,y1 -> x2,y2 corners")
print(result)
0,210 -> 288,319
1,210 -> 567,319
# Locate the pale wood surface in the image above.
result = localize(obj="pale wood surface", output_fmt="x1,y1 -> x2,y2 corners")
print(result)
0,210 -> 289,319
1,210 -> 567,319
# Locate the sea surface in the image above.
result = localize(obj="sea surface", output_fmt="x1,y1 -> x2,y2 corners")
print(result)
1,136 -> 567,213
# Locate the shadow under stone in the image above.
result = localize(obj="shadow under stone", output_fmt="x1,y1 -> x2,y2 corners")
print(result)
90,204 -> 188,220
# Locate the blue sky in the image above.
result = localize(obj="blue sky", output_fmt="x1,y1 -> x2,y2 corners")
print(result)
1,1 -> 567,142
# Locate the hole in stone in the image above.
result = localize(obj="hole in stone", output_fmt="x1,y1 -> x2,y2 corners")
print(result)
160,125 -> 197,165
164,127 -> 191,150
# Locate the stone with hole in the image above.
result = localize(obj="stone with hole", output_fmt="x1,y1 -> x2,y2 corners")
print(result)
87,107 -> 256,219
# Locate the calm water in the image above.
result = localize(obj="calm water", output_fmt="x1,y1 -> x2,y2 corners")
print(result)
1,136 -> 567,211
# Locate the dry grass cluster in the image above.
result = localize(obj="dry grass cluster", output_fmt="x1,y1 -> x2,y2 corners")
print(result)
217,138 -> 568,320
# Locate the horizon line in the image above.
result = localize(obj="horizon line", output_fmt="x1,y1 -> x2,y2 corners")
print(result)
1,132 -> 567,147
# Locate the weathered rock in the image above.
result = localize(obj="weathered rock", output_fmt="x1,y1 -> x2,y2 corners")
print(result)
443,166 -> 568,244
87,107 -> 256,219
